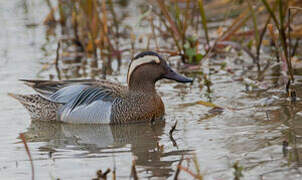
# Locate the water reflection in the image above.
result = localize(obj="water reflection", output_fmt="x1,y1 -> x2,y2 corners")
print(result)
21,121 -> 190,178
277,104 -> 302,166
265,103 -> 302,168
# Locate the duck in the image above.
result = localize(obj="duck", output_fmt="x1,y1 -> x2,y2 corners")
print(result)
9,51 -> 192,124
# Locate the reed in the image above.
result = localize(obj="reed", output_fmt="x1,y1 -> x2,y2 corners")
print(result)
46,0 -> 130,78
198,0 -> 209,47
262,0 -> 293,80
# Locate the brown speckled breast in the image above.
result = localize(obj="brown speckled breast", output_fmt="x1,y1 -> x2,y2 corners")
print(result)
110,92 -> 165,124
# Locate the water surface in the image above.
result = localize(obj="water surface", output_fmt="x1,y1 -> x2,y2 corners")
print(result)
1,1 -> 302,180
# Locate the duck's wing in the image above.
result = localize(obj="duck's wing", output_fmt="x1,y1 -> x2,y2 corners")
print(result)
57,86 -> 120,124
20,79 -> 127,124
20,79 -> 126,101
20,79 -> 110,97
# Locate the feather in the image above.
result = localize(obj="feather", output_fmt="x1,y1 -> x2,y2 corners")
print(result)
57,86 -> 117,123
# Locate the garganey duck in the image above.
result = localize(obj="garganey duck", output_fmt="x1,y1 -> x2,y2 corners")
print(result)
9,51 -> 192,124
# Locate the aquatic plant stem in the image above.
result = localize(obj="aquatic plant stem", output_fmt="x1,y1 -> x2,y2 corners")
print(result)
173,156 -> 183,180
247,0 -> 260,70
156,0 -> 181,39
256,14 -> 272,61
55,40 -> 61,80
131,159 -> 138,180
155,0 -> 182,54
20,133 -> 35,180
262,0 -> 294,83
198,0 -> 209,46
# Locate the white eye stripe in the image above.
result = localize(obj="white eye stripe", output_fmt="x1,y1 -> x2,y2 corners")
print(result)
127,55 -> 160,84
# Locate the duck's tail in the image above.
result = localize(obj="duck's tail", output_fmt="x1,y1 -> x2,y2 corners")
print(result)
8,93 -> 33,105
19,79 -> 43,88
8,93 -> 59,121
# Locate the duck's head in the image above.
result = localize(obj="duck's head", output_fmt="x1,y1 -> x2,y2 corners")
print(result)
127,51 -> 193,91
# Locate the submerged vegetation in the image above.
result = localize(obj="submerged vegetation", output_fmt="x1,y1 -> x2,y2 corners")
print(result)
13,0 -> 302,179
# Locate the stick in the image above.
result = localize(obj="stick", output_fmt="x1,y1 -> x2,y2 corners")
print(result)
20,133 -> 35,180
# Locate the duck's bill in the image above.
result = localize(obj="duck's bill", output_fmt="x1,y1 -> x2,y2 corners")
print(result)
163,69 -> 193,83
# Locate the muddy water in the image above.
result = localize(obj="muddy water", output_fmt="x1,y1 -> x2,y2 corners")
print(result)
1,1 -> 302,180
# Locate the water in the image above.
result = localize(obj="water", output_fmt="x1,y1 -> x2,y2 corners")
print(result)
1,0 -> 302,179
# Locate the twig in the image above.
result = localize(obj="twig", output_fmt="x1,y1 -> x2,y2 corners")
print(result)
169,121 -> 178,147
262,1 -> 293,81
154,6 -> 182,54
173,156 -> 183,180
170,134 -> 178,147
169,121 -> 178,136
149,16 -> 159,51
156,0 -> 180,39
178,165 -> 202,179
265,111 -> 270,121
55,40 -> 61,80
289,7 -> 302,11
261,0 -> 280,30
20,133 -> 35,180
278,1 -> 293,82
288,7 -> 292,67
267,24 -> 281,62
192,154 -> 202,179
130,159 -> 138,180
256,14 -> 271,61
96,168 -> 111,179
216,41 -> 257,63
247,0 -> 259,64
291,38 -> 299,57
198,0 -> 209,46
220,6 -> 255,41
108,0 -> 121,67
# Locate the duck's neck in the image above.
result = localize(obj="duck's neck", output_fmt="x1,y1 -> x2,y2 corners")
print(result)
128,79 -> 157,94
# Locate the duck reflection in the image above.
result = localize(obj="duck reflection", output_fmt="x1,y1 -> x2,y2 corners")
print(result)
21,121 -> 189,178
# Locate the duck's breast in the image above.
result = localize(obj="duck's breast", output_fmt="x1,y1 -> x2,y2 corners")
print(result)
110,94 -> 165,124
